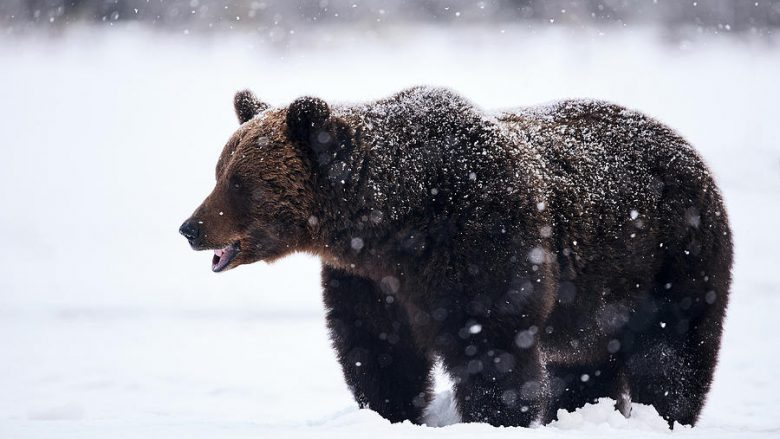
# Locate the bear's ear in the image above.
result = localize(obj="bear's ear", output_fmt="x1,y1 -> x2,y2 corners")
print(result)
286,96 -> 331,145
287,96 -> 353,170
234,89 -> 268,124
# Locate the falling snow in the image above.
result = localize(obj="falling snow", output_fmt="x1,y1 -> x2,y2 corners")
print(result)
0,23 -> 778,439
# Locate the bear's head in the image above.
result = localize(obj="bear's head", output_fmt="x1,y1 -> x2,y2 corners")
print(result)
179,90 -> 352,272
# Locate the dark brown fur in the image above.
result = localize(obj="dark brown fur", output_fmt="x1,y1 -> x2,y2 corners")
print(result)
180,87 -> 732,428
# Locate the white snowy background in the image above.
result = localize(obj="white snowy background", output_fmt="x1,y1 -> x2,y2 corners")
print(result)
1,25 -> 779,438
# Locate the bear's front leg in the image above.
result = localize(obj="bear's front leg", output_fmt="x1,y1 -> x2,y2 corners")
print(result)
322,265 -> 433,423
440,321 -> 548,427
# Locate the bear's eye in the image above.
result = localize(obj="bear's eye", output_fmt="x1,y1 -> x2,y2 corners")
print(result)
229,175 -> 245,193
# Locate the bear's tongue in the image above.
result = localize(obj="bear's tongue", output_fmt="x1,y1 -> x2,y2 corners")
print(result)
211,245 -> 235,272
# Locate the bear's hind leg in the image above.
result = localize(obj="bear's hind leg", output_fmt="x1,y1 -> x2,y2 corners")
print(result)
623,336 -> 709,427
322,266 -> 432,423
441,324 -> 547,427
623,264 -> 728,427
624,171 -> 733,427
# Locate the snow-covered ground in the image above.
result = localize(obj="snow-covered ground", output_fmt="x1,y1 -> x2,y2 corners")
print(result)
0,26 -> 778,438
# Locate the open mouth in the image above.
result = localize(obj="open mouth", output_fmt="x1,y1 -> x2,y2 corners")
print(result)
211,242 -> 240,272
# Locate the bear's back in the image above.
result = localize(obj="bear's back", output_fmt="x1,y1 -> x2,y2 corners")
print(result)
497,99 -> 715,224
343,86 -> 489,145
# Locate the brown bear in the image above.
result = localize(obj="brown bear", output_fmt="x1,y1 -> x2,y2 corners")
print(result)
179,87 -> 732,428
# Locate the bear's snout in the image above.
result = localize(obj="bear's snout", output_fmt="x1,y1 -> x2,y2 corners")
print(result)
179,218 -> 200,246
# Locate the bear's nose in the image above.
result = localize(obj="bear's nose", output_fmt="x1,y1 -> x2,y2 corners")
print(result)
179,219 -> 200,243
